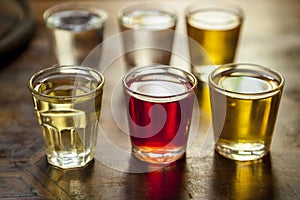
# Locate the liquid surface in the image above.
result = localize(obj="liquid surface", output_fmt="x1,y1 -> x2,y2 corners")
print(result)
219,76 -> 278,94
127,74 -> 193,102
215,69 -> 281,97
188,9 -> 241,30
130,80 -> 188,97
46,10 -> 104,32
121,9 -> 176,30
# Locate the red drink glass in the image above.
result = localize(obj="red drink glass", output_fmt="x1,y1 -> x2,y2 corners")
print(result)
123,65 -> 197,164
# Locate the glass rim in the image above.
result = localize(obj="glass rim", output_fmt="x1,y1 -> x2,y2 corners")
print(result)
118,2 -> 178,17
28,65 -> 105,100
43,2 -> 109,26
185,1 -> 244,21
117,2 -> 178,29
209,63 -> 285,96
123,64 -> 197,99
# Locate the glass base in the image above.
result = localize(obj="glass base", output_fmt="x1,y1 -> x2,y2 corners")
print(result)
215,142 -> 269,161
47,152 -> 94,169
132,145 -> 186,164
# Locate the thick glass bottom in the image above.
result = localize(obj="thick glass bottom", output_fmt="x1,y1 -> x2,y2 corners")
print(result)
132,144 -> 186,164
46,151 -> 94,169
215,141 -> 270,161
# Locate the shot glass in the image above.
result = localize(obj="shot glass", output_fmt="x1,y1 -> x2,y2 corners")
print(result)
28,65 -> 104,169
186,1 -> 244,82
209,63 -> 284,161
118,3 -> 177,70
43,2 -> 108,65
123,65 -> 197,164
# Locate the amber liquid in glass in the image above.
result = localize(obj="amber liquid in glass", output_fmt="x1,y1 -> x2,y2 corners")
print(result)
187,9 -> 242,65
210,69 -> 282,161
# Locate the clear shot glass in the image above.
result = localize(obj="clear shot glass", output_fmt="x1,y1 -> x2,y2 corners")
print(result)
118,3 -> 177,70
28,65 -> 104,168
44,3 -> 108,65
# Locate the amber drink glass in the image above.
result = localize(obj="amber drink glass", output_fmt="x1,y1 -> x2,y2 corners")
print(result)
209,63 -> 284,161
186,1 -> 244,82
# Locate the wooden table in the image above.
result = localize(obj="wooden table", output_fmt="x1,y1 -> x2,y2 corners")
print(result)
0,0 -> 299,199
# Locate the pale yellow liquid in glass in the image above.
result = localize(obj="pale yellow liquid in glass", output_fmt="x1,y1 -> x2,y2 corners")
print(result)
33,77 -> 102,168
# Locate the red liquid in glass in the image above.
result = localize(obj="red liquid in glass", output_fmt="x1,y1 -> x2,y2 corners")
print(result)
125,76 -> 195,154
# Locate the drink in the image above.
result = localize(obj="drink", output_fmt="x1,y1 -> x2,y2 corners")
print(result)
44,4 -> 108,65
120,9 -> 176,30
209,64 -> 284,161
186,8 -> 243,65
28,66 -> 104,168
123,65 -> 196,164
118,4 -> 177,69
195,77 -> 211,121
126,77 -> 194,163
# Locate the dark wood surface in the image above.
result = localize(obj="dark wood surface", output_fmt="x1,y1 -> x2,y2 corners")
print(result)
0,0 -> 300,199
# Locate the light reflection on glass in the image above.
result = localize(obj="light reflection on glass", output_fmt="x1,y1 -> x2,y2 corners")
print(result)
210,154 -> 277,199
